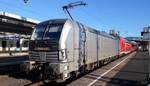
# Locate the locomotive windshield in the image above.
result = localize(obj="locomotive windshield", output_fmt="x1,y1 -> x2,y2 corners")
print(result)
31,23 -> 64,40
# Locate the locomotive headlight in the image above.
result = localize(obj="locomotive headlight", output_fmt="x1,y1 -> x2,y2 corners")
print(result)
59,50 -> 66,61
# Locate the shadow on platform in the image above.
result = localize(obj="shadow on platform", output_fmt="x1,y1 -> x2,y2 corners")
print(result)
105,51 -> 149,86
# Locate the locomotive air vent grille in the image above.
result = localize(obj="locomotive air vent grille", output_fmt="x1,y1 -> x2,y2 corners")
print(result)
46,51 -> 59,61
29,51 -> 40,61
29,51 -> 59,62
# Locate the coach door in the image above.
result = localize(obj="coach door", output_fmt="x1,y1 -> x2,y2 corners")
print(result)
78,23 -> 86,71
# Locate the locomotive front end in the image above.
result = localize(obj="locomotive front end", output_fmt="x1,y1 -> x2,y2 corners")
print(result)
28,19 -> 73,81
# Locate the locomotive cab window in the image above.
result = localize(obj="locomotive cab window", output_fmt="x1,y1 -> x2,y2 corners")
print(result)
31,23 -> 64,40
44,24 -> 63,40
31,25 -> 47,40
29,22 -> 64,51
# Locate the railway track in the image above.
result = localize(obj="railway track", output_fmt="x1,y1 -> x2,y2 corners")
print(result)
22,54 -> 133,86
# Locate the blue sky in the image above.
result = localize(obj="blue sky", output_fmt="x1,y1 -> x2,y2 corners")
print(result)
0,0 -> 150,37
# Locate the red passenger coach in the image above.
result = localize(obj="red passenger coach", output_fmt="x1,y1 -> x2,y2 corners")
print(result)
119,37 -> 126,55
125,42 -> 133,54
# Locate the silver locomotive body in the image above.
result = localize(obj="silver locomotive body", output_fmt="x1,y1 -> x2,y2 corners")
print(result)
28,19 -> 118,81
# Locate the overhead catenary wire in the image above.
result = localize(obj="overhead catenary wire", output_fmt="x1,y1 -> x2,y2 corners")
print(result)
62,1 -> 87,20
0,0 -> 120,33
75,8 -> 121,33
69,2 -> 120,33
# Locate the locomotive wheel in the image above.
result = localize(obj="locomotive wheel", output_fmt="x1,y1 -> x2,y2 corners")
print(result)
38,72 -> 48,84
38,73 -> 44,80
80,66 -> 86,74
70,71 -> 77,79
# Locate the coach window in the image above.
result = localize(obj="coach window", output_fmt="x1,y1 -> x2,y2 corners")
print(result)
2,40 -> 6,48
16,40 -> 20,48
23,40 -> 28,47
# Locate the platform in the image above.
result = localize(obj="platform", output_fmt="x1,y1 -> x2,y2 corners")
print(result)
68,51 -> 149,86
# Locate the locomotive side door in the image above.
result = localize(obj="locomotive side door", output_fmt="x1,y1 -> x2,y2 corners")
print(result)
78,23 -> 86,72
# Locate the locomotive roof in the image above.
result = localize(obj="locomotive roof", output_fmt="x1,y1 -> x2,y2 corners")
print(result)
83,25 -> 115,39
76,21 -> 115,39
37,19 -> 115,39
38,19 -> 67,25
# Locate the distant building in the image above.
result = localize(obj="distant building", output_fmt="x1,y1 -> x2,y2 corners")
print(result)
141,26 -> 150,40
125,28 -> 150,51
141,26 -> 150,51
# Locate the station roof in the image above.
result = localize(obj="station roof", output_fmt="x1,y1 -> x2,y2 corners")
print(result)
0,11 -> 40,24
125,37 -> 149,43
0,11 -> 40,35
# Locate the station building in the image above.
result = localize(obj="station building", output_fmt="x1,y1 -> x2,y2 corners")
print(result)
141,26 -> 150,51
0,11 -> 40,54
